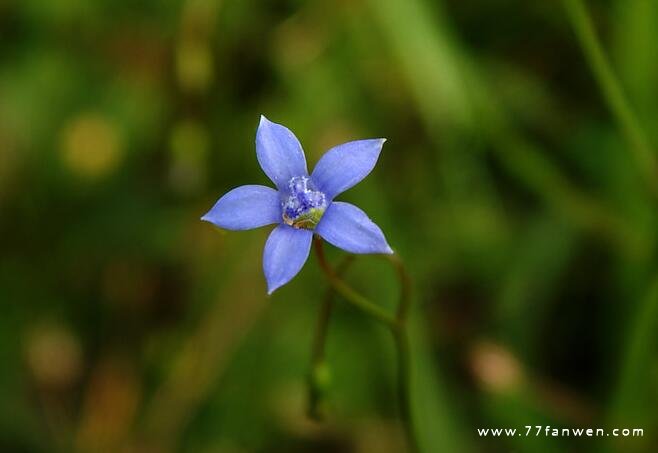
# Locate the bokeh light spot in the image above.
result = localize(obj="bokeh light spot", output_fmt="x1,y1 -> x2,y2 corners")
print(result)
25,323 -> 82,390
60,113 -> 124,180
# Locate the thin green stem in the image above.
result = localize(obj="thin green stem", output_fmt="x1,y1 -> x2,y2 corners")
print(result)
382,253 -> 413,322
307,255 -> 355,420
392,325 -> 418,453
385,253 -> 419,453
562,0 -> 658,196
314,238 -> 396,326
313,237 -> 420,453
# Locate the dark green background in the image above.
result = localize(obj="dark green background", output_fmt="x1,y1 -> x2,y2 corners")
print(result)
0,0 -> 656,451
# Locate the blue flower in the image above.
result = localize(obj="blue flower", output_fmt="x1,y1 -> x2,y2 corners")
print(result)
202,116 -> 393,294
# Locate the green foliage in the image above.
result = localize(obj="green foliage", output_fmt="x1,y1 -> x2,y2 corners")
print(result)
0,0 -> 656,452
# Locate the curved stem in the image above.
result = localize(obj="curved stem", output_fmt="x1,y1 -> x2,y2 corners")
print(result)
313,237 -> 420,453
562,0 -> 658,196
384,254 -> 419,453
392,325 -> 418,453
314,238 -> 396,326
308,255 -> 355,420
382,253 -> 413,322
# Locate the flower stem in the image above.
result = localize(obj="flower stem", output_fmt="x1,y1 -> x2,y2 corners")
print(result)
307,255 -> 354,420
562,0 -> 658,196
384,253 -> 413,323
313,237 -> 420,453
382,253 -> 418,453
392,325 -> 417,453
314,238 -> 396,326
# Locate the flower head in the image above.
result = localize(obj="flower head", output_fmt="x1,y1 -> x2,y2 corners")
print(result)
202,116 -> 393,294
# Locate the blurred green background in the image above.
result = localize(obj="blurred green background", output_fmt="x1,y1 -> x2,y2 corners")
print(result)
1,0 -> 657,451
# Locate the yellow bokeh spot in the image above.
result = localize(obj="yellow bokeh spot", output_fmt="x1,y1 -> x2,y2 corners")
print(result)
176,39 -> 213,93
25,323 -> 82,389
60,113 -> 123,179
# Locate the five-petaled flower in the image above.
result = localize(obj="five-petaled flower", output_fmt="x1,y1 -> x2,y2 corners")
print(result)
202,116 -> 393,294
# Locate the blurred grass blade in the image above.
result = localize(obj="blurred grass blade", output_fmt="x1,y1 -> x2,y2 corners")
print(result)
611,274 -> 658,427
410,315 -> 471,452
562,0 -> 658,198
368,0 -> 644,257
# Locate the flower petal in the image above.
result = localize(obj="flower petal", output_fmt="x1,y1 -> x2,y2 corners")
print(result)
311,138 -> 386,199
256,115 -> 308,189
263,224 -> 313,294
201,185 -> 281,230
316,201 -> 393,254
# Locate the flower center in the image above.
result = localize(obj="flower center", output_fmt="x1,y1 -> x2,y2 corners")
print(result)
282,176 -> 327,230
